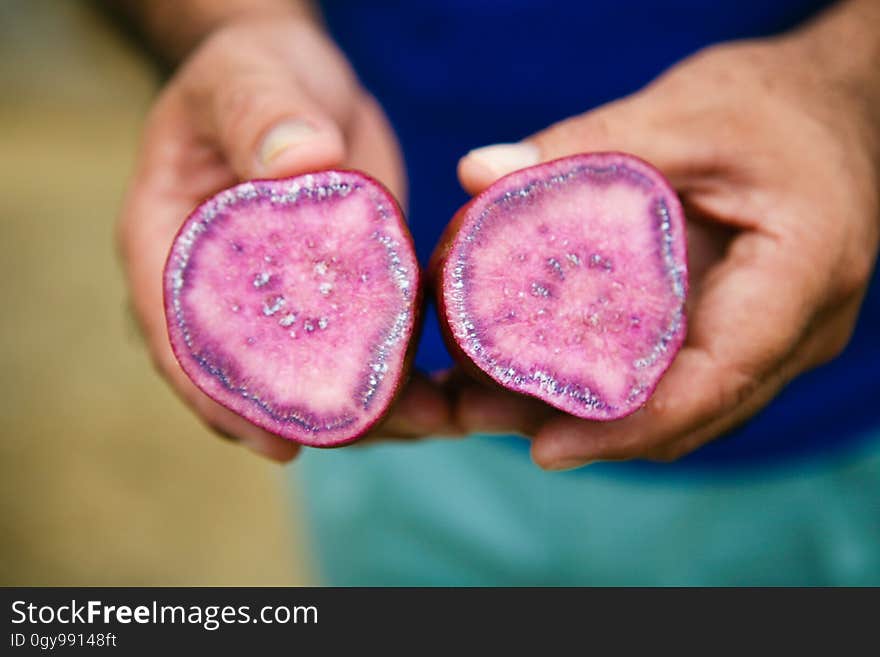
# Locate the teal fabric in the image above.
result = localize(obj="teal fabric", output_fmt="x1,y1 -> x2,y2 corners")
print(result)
292,0 -> 880,586
291,434 -> 880,585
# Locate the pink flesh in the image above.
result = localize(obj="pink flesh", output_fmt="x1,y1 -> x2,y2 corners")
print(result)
442,153 -> 687,419
164,172 -> 418,446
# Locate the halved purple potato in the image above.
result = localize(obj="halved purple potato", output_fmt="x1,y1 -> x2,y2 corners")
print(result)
432,152 -> 687,420
164,171 -> 420,447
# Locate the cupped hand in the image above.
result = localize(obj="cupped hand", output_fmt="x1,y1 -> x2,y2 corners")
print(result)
456,38 -> 879,469
118,18 -> 450,461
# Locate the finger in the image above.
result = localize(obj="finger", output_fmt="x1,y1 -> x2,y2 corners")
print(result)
185,52 -> 347,181
344,92 -> 407,208
453,379 -> 558,437
530,230 -> 825,469
209,413 -> 302,462
152,306 -> 302,463
644,293 -> 866,461
369,372 -> 454,439
529,349 -> 724,469
640,363 -> 793,463
120,105 -> 301,463
458,96 -> 698,195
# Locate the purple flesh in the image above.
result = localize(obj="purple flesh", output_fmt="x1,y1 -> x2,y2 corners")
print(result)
164,171 -> 419,446
438,152 -> 688,420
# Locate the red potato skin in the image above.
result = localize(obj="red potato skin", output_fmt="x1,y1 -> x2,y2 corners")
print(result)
337,178 -> 426,445
344,279 -> 424,445
323,257 -> 424,447
429,153 -> 688,420
428,201 -> 500,390
163,169 -> 423,447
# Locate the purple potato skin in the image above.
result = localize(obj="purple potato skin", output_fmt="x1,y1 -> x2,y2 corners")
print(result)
431,152 -> 688,421
164,169 -> 422,447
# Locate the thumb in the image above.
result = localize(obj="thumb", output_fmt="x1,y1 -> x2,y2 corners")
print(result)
202,71 -> 347,181
458,98 -> 690,196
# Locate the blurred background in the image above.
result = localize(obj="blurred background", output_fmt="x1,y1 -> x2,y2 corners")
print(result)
0,0 -> 312,586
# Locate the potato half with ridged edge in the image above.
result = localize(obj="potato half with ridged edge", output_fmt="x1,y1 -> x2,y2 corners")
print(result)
431,152 -> 687,420
164,170 -> 421,447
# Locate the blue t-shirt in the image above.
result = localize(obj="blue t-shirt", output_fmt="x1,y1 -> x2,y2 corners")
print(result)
320,0 -> 879,468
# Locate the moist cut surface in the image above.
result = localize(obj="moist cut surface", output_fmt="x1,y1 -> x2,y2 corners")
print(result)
439,153 -> 688,420
164,171 -> 419,446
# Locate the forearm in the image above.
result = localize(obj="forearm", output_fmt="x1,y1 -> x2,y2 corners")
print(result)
97,0 -> 318,70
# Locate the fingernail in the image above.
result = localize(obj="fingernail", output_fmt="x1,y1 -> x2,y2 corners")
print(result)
544,458 -> 595,472
466,142 -> 540,178
259,119 -> 319,167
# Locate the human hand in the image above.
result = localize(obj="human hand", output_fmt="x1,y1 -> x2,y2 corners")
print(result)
118,17 -> 450,461
456,31 -> 880,468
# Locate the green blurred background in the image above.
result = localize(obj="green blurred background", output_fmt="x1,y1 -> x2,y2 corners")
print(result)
0,0 -> 312,586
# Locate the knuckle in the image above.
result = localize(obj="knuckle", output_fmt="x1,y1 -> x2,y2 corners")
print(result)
726,369 -> 761,410
215,84 -> 265,138
704,365 -> 759,418
538,111 -> 611,157
214,82 -> 295,156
